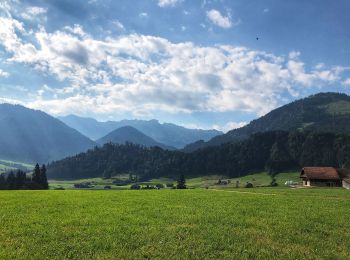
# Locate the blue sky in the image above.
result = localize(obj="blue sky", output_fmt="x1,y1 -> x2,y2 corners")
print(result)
0,0 -> 350,131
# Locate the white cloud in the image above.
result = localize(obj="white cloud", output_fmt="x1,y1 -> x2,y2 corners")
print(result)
112,20 -> 125,32
64,24 -> 86,38
0,69 -> 9,77
343,78 -> 350,86
139,12 -> 148,18
158,0 -> 183,7
213,121 -> 247,132
206,9 -> 232,29
0,16 -> 347,119
263,8 -> 269,13
21,6 -> 47,21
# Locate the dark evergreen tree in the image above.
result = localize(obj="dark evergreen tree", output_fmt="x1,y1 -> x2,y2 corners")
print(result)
15,170 -> 27,189
40,164 -> 49,189
7,171 -> 16,190
0,174 -> 7,190
103,170 -> 112,179
32,163 -> 41,187
266,133 -> 294,175
177,174 -> 186,189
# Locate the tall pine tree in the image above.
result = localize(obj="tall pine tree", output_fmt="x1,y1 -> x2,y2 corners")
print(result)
7,171 -> 16,190
15,170 -> 27,189
32,163 -> 41,188
0,174 -> 7,190
40,164 -> 49,189
177,174 -> 187,189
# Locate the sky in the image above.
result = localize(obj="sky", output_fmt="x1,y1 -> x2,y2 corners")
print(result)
0,0 -> 350,132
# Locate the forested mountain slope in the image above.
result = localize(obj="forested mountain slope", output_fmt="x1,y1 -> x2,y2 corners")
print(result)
0,104 -> 96,163
97,126 -> 175,150
184,92 -> 350,152
47,130 -> 350,180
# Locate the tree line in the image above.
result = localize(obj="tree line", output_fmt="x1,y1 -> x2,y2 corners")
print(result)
47,130 -> 350,180
0,163 -> 48,190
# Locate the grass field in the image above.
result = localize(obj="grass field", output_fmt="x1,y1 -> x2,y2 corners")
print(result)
0,188 -> 349,259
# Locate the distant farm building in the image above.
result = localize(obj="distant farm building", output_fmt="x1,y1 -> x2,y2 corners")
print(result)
300,167 -> 350,188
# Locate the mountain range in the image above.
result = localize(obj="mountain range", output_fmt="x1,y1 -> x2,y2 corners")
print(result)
0,104 -> 95,163
183,92 -> 350,152
0,104 -> 219,163
47,92 -> 350,180
58,115 -> 222,149
2,92 -> 350,165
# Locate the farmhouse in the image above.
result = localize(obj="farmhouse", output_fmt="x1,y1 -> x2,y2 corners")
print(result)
300,167 -> 350,188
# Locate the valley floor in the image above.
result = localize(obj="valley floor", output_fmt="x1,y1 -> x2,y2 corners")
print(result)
0,188 -> 349,259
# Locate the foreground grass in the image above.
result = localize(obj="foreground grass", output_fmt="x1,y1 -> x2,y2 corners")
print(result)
0,189 -> 349,259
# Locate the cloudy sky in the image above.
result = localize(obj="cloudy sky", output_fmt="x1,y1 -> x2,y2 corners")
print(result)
0,0 -> 350,131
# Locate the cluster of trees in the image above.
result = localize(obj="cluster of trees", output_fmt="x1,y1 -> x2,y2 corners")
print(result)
47,130 -> 350,180
0,164 -> 48,190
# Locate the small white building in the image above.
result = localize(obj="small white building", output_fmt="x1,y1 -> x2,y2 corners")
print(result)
342,179 -> 350,189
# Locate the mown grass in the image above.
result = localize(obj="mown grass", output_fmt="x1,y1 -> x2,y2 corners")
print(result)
0,188 -> 349,259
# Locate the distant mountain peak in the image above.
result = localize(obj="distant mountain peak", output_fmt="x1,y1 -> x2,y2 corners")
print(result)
0,104 -> 95,163
59,115 -> 222,148
97,126 -> 175,150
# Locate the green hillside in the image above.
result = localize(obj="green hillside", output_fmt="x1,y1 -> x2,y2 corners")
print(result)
47,130 -> 350,180
49,171 -> 300,190
0,159 -> 34,174
184,92 -> 350,152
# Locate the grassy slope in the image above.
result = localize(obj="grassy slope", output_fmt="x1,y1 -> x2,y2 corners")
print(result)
49,172 -> 300,190
0,159 -> 34,174
0,189 -> 349,259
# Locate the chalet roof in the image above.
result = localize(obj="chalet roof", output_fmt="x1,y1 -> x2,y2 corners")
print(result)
300,167 -> 340,180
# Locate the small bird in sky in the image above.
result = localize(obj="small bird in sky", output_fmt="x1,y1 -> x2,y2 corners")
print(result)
256,36 -> 259,40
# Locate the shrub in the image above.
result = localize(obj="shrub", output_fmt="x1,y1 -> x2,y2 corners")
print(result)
155,183 -> 164,189
270,178 -> 278,187
166,183 -> 174,188
130,184 -> 141,190
245,182 -> 253,188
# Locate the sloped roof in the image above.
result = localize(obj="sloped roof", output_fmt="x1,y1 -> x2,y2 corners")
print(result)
300,167 -> 340,180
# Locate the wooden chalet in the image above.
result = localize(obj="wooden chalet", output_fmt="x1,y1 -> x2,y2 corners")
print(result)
300,167 -> 342,187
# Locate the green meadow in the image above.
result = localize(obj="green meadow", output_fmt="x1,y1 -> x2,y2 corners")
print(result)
0,159 -> 33,174
49,171 -> 300,190
0,188 -> 349,259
